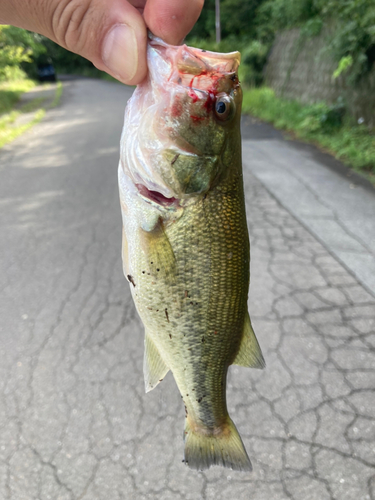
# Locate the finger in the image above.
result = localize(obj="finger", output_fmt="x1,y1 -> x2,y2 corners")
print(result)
0,0 -> 148,85
143,0 -> 204,45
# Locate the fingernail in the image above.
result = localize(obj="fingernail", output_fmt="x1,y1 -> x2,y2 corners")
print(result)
102,24 -> 138,82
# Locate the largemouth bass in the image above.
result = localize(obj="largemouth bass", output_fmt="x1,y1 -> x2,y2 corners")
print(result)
118,36 -> 265,471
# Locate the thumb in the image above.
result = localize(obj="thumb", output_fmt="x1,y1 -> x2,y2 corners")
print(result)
1,0 -> 148,85
68,0 -> 148,84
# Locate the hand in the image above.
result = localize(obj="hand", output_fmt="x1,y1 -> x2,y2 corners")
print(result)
0,0 -> 204,85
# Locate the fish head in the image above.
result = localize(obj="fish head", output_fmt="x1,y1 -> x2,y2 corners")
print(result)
120,37 -> 242,207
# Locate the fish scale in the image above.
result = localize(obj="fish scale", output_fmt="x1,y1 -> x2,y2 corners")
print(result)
119,35 -> 265,471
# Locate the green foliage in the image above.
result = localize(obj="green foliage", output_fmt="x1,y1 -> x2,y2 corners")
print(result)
242,87 -> 375,177
0,25 -> 101,81
333,55 -> 354,79
241,41 -> 269,86
188,0 -> 216,39
0,80 -> 36,115
257,0 -> 318,32
0,81 -> 62,148
0,26 -> 46,81
220,0 -> 266,39
41,38 -> 95,73
254,0 -> 375,82
243,87 -> 345,133
188,0 -> 264,40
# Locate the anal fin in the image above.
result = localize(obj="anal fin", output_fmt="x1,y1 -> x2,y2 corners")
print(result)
232,312 -> 265,369
144,331 -> 169,392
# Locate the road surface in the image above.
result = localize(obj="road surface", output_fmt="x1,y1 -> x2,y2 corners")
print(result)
0,78 -> 374,500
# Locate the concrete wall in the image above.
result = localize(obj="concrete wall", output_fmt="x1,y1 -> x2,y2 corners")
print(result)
265,28 -> 375,127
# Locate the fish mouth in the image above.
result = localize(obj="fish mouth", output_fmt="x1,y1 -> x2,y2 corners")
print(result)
136,183 -> 178,208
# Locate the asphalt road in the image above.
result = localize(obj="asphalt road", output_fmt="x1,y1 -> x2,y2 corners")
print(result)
0,78 -> 374,500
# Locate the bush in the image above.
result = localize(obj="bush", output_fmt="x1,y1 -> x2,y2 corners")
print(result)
0,26 -> 46,81
188,0 -> 265,40
256,0 -> 375,82
241,41 -> 269,86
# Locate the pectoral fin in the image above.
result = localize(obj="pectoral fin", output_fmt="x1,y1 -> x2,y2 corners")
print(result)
122,228 -> 129,276
140,219 -> 176,281
232,312 -> 265,369
144,331 -> 170,392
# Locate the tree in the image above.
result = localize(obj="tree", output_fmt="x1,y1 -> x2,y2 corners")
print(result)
0,26 -> 45,81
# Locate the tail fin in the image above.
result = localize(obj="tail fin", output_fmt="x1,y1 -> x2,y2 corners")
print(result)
183,418 -> 252,472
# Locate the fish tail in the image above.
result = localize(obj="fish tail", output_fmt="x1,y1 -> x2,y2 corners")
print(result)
183,418 -> 252,472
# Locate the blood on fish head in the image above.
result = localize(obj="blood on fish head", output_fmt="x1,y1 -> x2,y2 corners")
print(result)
120,36 -> 243,203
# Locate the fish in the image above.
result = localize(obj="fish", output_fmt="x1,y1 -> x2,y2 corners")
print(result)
118,35 -> 265,472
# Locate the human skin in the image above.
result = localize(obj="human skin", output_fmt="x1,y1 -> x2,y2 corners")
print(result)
0,0 -> 204,84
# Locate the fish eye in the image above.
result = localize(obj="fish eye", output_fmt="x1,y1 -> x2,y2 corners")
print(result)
214,94 -> 233,121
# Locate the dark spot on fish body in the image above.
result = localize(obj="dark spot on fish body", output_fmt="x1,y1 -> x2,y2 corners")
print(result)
127,275 -> 136,287
169,334 -> 172,339
165,309 -> 169,322
171,154 -> 180,165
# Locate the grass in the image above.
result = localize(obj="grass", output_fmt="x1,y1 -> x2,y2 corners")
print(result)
0,79 -> 36,115
242,87 -> 375,184
0,80 -> 63,148
0,109 -> 46,148
50,79 -> 63,107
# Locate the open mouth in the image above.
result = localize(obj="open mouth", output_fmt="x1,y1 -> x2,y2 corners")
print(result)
136,183 -> 177,207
